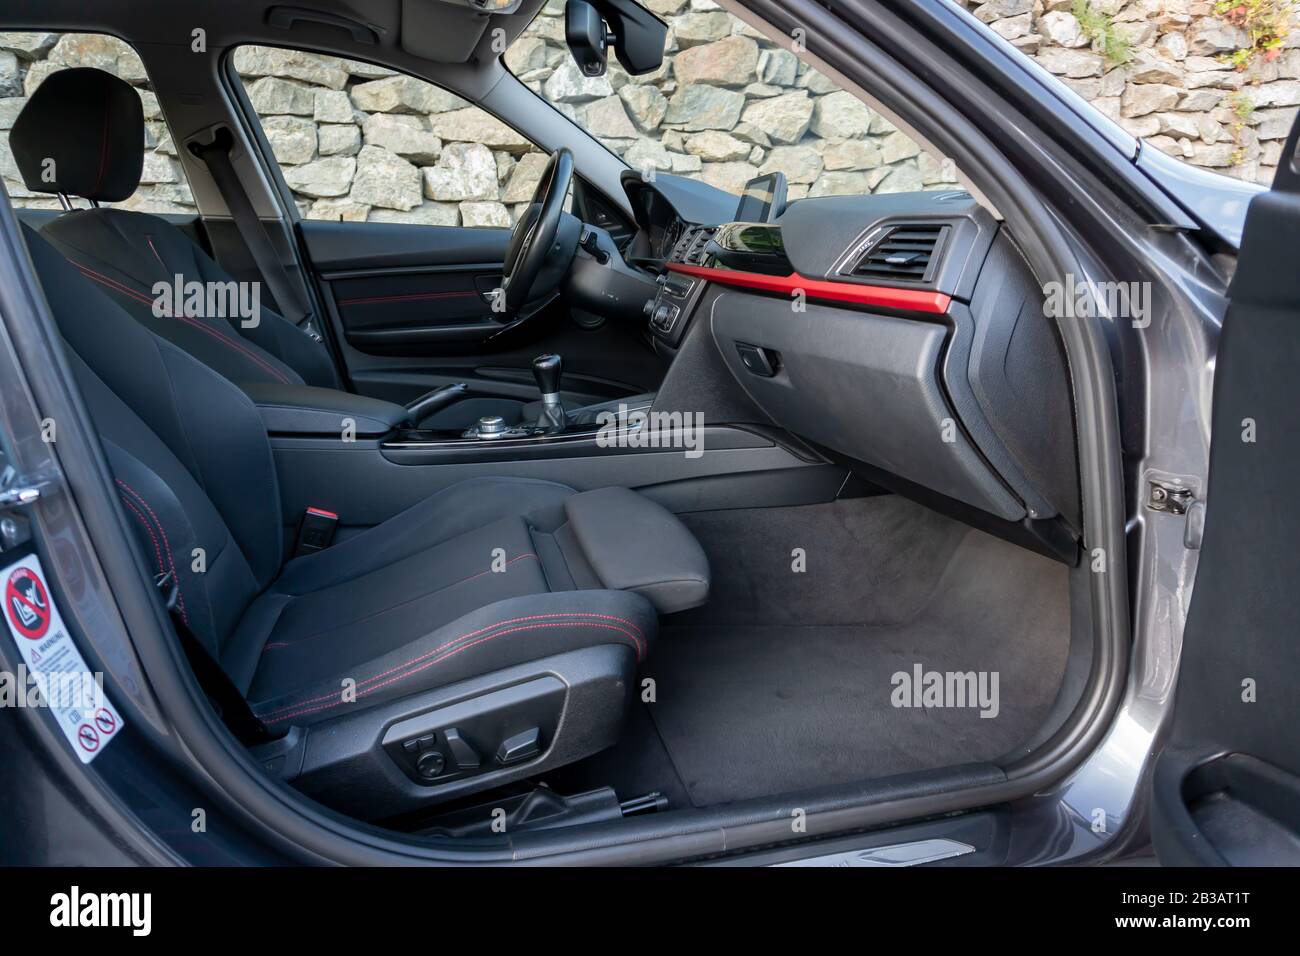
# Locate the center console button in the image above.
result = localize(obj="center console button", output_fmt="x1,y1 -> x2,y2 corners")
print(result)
475,415 -> 508,439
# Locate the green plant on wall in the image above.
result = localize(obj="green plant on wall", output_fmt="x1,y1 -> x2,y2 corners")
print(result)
1072,0 -> 1134,66
1215,0 -> 1297,70
1227,91 -> 1256,165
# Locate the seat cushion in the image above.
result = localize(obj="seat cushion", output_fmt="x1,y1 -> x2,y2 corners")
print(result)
230,477 -> 700,728
249,589 -> 655,730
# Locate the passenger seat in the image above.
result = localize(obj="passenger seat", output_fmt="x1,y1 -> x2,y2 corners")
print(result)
20,220 -> 710,818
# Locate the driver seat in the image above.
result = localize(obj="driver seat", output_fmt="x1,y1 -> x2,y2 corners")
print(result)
10,67 -> 651,427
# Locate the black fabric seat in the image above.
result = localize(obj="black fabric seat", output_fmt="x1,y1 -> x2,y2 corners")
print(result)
22,222 -> 709,738
9,67 -> 657,427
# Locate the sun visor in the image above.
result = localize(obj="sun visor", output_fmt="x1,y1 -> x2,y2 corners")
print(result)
401,0 -> 495,62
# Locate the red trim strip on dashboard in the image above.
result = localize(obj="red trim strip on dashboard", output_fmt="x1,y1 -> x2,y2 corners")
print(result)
666,262 -> 951,315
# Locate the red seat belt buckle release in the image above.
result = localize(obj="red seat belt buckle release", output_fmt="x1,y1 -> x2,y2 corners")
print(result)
295,507 -> 338,557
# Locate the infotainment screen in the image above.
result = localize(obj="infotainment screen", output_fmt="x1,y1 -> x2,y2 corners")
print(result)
734,172 -> 788,223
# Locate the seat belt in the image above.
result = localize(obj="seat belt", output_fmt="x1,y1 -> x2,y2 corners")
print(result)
189,128 -> 322,342
156,571 -> 273,746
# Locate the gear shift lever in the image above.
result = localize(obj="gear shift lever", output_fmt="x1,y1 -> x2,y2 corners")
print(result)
533,354 -> 562,406
532,353 -> 566,430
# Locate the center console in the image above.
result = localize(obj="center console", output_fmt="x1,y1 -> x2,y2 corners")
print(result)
240,212 -> 840,534
642,224 -> 713,349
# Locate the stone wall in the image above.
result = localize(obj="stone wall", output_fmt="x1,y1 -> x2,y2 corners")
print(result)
509,0 -> 962,202
1,0 -> 1297,227
956,0 -> 1300,185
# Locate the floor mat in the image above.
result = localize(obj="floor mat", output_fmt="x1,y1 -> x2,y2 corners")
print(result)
646,529 -> 1070,806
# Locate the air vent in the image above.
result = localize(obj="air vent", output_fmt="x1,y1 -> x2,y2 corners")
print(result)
852,224 -> 946,283
675,226 -> 717,265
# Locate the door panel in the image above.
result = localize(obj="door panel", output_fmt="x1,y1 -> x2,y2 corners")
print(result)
304,220 -> 511,271
298,219 -> 664,413
306,222 -> 508,348
226,42 -> 662,418
1149,116 -> 1300,866
331,270 -> 505,347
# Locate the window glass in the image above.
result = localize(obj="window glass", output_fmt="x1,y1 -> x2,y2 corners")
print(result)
507,1 -> 961,199
232,45 -> 549,226
0,32 -> 194,213
952,0 -> 1299,186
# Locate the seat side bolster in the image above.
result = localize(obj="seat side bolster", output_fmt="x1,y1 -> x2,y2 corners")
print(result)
247,589 -> 657,728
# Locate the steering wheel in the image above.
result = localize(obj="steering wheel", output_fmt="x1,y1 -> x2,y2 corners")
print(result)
500,147 -> 577,313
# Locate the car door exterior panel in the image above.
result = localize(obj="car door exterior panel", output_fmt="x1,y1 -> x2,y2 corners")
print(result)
1149,115 -> 1300,866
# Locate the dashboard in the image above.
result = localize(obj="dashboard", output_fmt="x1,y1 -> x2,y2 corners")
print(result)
617,174 -> 1081,558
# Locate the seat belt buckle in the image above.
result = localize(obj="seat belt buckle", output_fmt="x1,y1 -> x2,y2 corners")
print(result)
295,507 -> 338,557
298,317 -> 323,343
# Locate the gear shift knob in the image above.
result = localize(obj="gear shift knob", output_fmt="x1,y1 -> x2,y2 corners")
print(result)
533,353 -> 563,406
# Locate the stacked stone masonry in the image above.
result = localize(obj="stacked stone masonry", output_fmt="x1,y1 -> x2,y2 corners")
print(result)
0,0 -> 1295,226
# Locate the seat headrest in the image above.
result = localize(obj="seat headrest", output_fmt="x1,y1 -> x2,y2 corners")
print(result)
10,68 -> 144,203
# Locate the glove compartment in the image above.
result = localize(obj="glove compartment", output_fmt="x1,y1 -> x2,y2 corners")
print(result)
711,291 -> 1025,521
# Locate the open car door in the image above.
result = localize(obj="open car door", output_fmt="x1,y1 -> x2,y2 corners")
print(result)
1149,114 -> 1300,865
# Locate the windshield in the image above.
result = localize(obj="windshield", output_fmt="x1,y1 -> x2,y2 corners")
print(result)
505,2 -> 961,202
508,1 -> 1299,200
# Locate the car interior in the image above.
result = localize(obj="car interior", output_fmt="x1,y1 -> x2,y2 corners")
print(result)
1,0 -> 1096,840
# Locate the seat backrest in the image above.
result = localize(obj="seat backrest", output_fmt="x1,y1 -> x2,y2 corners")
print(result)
22,222 -> 284,659
10,67 -> 337,389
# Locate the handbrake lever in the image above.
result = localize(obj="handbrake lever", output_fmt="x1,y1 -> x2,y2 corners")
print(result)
403,383 -> 469,427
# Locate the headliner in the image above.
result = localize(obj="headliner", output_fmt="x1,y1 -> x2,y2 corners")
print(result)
0,0 -> 550,72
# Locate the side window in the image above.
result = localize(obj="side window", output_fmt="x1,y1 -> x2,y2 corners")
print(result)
233,45 -> 549,226
0,32 -> 194,213
507,4 -> 960,199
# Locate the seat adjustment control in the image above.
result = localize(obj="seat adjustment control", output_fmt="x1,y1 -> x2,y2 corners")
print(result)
443,727 -> 481,770
496,727 -> 542,766
415,749 -> 446,780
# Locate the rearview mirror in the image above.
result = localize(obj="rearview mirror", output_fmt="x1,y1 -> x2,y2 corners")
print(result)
563,0 -> 667,78
565,0 -> 611,77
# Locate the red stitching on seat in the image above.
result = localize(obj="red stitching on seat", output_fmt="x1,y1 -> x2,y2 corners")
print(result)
258,610 -> 647,719
115,478 -> 188,623
146,236 -> 166,269
73,262 -> 293,384
74,264 -> 154,305
263,620 -> 642,724
261,552 -> 542,652
119,496 -> 165,576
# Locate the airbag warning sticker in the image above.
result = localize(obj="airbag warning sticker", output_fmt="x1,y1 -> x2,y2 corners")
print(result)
2,554 -> 122,762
